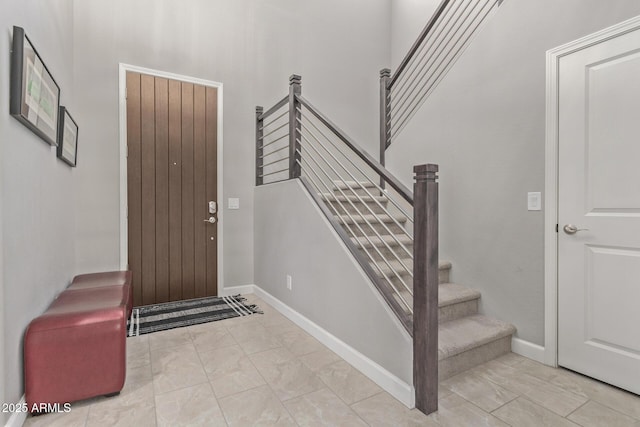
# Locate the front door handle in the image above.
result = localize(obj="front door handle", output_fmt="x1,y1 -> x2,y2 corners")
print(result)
203,217 -> 216,224
563,224 -> 588,235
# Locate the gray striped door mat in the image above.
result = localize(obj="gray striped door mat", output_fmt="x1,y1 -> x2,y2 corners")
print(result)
127,295 -> 261,337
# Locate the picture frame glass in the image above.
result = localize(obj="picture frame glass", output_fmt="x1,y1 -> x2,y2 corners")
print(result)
58,107 -> 78,167
61,111 -> 77,162
11,27 -> 60,146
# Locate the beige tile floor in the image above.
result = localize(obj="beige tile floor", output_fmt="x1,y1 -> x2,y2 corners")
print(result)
24,294 -> 640,426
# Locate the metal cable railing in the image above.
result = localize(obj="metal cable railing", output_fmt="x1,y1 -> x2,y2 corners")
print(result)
255,74 -> 440,414
296,134 -> 414,306
255,76 -> 417,324
380,0 -> 504,154
298,115 -> 413,276
255,97 -> 289,185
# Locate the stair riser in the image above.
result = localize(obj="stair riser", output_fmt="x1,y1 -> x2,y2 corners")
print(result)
439,267 -> 450,284
340,220 -> 406,236
358,242 -> 414,262
439,300 -> 478,324
397,293 -> 476,320
439,335 -> 512,380
383,268 -> 449,297
387,266 -> 449,286
327,200 -> 388,215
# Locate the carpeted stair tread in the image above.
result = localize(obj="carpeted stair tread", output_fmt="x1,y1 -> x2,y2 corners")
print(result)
352,234 -> 413,250
438,315 -> 515,361
398,282 -> 480,308
333,181 -> 377,190
439,283 -> 481,308
374,259 -> 451,278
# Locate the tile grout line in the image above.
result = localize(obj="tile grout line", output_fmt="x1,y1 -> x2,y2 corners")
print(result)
252,299 -> 374,425
448,389 -> 515,425
225,307 -> 307,423
241,339 -> 301,425
564,398 -> 590,420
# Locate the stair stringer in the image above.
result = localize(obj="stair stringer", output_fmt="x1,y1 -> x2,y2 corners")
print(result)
254,179 -> 415,406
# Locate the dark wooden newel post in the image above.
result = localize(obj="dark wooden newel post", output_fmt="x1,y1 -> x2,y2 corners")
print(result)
379,68 -> 391,190
255,106 -> 264,186
379,68 -> 391,166
413,163 -> 439,414
289,74 -> 302,179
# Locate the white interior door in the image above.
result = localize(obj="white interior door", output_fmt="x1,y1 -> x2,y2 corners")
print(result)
558,24 -> 640,394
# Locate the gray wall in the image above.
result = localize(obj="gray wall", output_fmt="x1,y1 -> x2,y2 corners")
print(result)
72,0 -> 391,287
254,179 -> 412,383
387,0 -> 640,345
1,0 -> 76,418
390,0 -> 439,68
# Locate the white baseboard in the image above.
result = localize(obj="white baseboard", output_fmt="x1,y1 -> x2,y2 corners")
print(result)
219,284 -> 256,297
511,337 -> 545,364
253,285 -> 415,408
5,396 -> 27,427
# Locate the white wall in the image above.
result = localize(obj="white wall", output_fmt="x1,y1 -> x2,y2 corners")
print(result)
0,0 -> 76,419
387,0 -> 640,345
390,0 -> 440,68
72,0 -> 391,288
254,179 -> 413,384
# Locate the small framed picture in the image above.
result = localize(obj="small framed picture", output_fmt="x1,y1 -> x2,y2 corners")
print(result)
10,26 -> 61,146
57,107 -> 78,167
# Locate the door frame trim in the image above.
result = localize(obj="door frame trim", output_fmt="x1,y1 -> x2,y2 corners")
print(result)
118,63 -> 225,295
544,14 -> 640,367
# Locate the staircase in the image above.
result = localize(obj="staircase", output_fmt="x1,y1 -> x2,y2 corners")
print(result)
327,180 -> 516,380
254,0 -> 508,414
256,70 -> 511,414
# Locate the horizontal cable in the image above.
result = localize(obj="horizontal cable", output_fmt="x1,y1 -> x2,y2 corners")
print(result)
391,0 -> 495,139
299,156 -> 412,311
298,132 -> 413,277
261,133 -> 289,150
298,153 -> 414,305
259,144 -> 288,159
259,177 -> 292,186
258,167 -> 289,178
260,108 -> 289,130
300,113 -> 414,226
258,96 -> 288,121
390,0 -> 480,118
390,0 -> 461,99
299,124 -> 414,265
260,156 -> 288,169
388,0 -> 453,89
258,121 -> 288,140
295,94 -> 414,205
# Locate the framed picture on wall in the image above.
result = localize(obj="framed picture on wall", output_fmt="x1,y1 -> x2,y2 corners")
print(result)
57,107 -> 78,166
10,26 -> 61,146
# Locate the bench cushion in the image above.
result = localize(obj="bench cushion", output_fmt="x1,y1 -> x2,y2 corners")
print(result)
68,271 -> 133,318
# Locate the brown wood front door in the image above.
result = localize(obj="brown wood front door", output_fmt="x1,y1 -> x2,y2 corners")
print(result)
126,71 -> 218,306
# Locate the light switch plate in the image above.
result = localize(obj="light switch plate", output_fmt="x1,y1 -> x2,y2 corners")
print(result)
228,198 -> 240,210
528,192 -> 541,211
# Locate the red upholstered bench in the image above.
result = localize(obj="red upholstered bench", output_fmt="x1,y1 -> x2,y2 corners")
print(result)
69,270 -> 133,318
24,271 -> 132,412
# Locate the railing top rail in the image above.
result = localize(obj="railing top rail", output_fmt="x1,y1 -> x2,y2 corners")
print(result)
297,94 -> 414,205
258,95 -> 288,121
388,0 -> 451,89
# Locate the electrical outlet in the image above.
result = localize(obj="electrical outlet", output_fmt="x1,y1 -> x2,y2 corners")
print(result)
286,275 -> 292,290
